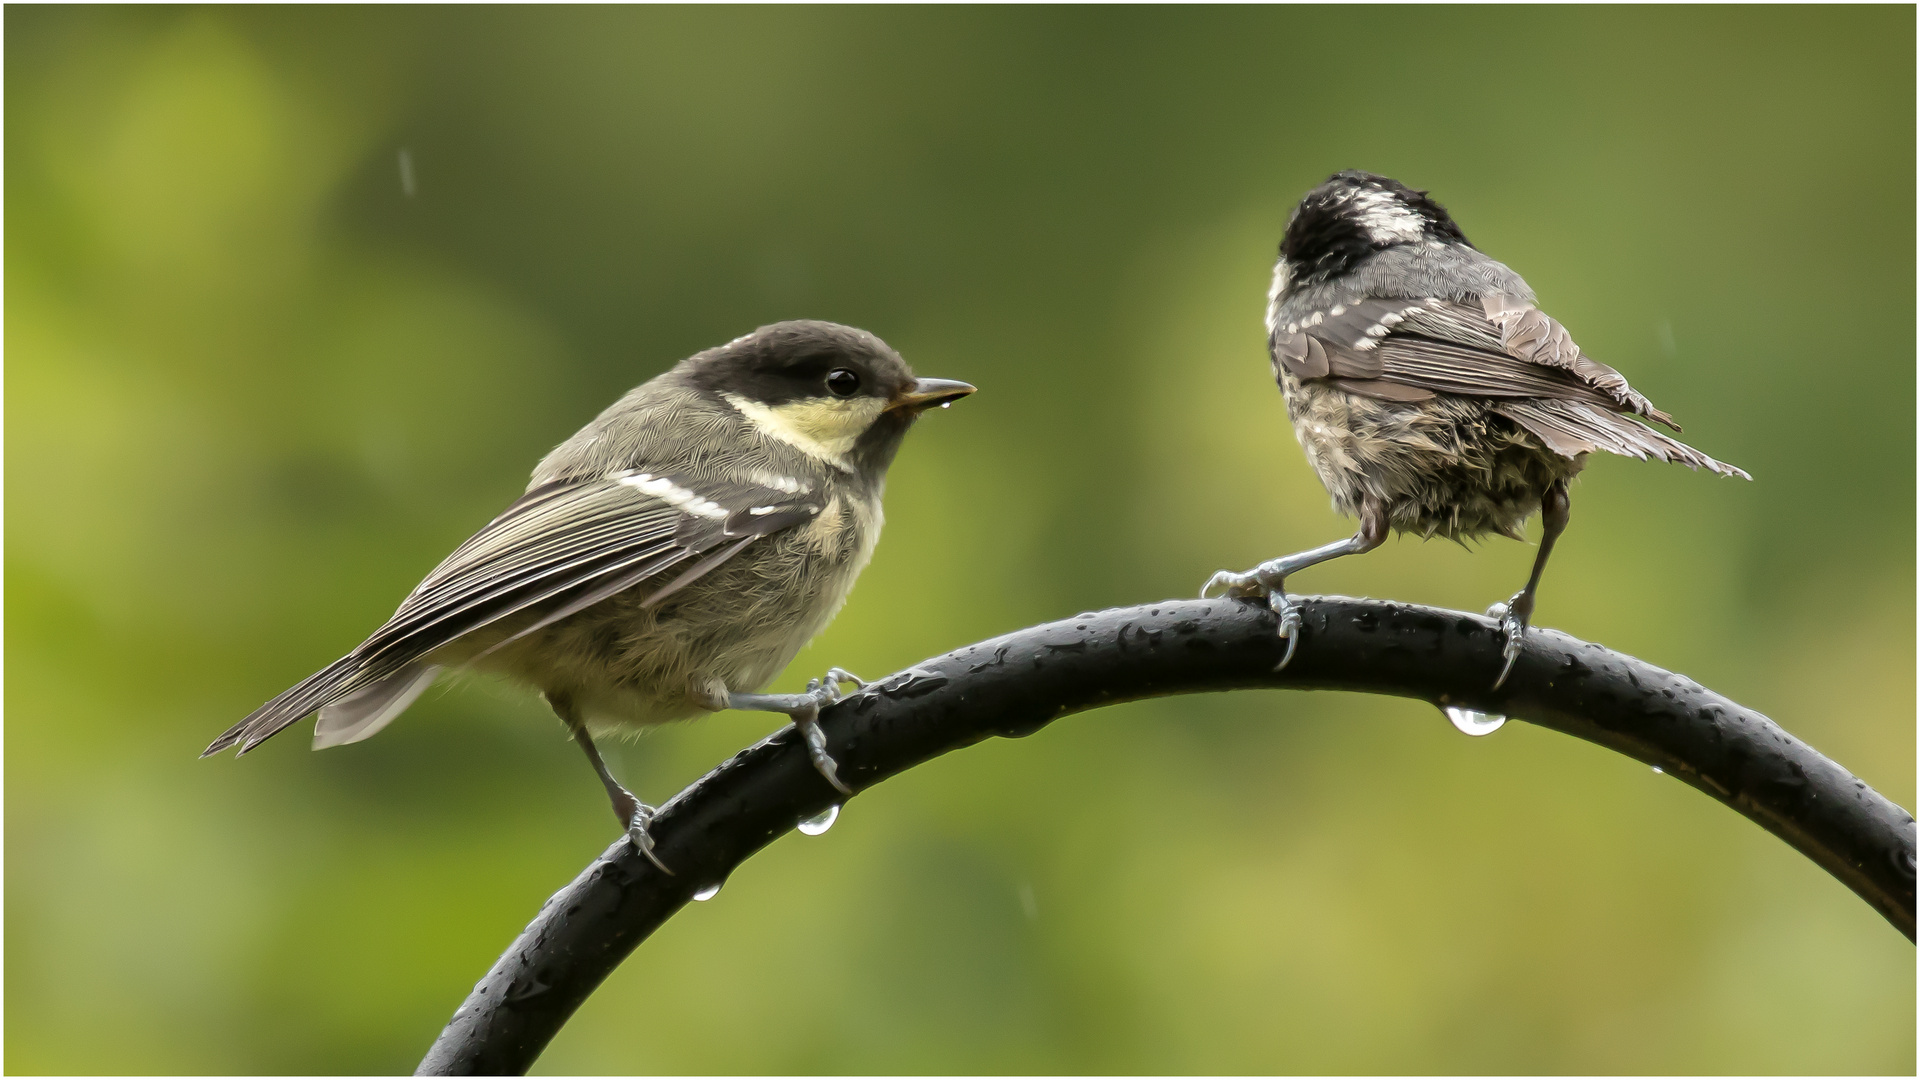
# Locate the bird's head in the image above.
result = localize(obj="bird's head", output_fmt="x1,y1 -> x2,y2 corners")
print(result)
685,320 -> 974,475
1274,170 -> 1472,298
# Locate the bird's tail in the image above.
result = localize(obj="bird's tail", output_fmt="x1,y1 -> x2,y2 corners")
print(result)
313,663 -> 440,749
202,656 -> 434,757
1496,399 -> 1750,480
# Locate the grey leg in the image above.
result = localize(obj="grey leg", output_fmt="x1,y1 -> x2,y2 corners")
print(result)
1201,500 -> 1389,669
1491,480 -> 1570,690
712,670 -> 862,796
548,693 -> 672,874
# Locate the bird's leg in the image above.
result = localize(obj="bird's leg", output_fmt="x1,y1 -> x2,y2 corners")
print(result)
1491,480 -> 1571,690
547,692 -> 672,874
696,670 -> 862,796
1202,500 -> 1388,669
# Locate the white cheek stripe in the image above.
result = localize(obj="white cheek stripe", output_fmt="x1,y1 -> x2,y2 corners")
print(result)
721,392 -> 856,473
616,472 -> 729,519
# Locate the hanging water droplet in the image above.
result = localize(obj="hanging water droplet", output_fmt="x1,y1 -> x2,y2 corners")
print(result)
692,882 -> 721,902
1651,765 -> 1664,775
798,804 -> 840,836
1442,705 -> 1506,736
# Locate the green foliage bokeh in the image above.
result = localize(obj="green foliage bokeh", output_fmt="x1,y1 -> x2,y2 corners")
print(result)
6,6 -> 1914,1074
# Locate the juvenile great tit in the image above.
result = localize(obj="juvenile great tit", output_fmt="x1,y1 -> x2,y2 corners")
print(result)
1203,171 -> 1747,686
205,320 -> 974,868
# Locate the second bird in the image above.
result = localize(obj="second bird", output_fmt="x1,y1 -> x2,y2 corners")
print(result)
205,321 -> 974,868
1205,171 -> 1747,685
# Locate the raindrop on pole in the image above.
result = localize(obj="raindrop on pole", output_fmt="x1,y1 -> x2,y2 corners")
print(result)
798,804 -> 839,836
398,148 -> 417,198
691,882 -> 721,902
1442,705 -> 1506,736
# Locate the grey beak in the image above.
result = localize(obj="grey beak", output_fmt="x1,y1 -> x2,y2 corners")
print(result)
889,377 -> 976,412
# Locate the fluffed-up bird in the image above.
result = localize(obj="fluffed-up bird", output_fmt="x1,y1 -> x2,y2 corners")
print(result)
205,320 -> 975,868
1204,171 -> 1747,685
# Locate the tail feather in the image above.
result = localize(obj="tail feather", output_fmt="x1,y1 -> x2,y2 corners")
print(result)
313,663 -> 440,749
202,654 -> 382,757
1496,399 -> 1750,480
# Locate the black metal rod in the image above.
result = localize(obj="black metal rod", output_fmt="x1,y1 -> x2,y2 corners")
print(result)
416,596 -> 1917,1075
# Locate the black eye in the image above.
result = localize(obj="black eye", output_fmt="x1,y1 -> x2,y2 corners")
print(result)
825,368 -> 861,397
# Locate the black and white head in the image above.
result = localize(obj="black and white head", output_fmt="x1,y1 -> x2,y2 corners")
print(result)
1272,171 -> 1472,300
685,320 -> 974,475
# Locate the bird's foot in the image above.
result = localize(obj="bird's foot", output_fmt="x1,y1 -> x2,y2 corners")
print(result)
809,667 -> 866,699
795,668 -> 863,795
1268,589 -> 1303,669
612,790 -> 673,874
1201,566 -> 1266,600
1488,592 -> 1535,690
1202,564 -> 1302,669
722,670 -> 864,797
792,705 -> 853,797
557,691 -> 674,875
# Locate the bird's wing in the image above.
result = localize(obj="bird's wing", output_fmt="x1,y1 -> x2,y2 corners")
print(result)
1270,294 -> 1676,428
1492,398 -> 1747,478
204,469 -> 824,755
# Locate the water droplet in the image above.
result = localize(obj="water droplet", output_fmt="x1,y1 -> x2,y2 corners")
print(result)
1651,765 -> 1664,775
798,804 -> 840,836
1018,883 -> 1038,922
692,882 -> 721,902
1443,705 -> 1506,736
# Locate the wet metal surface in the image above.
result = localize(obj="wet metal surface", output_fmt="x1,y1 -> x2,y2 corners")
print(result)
416,595 -> 1917,1075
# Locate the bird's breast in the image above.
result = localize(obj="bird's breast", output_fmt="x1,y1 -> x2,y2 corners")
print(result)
797,491 -> 884,572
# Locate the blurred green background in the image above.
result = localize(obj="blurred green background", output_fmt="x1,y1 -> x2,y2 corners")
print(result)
7,6 -> 1914,1074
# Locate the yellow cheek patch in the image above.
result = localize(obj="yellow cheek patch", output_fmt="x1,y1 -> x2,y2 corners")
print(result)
722,393 -> 886,471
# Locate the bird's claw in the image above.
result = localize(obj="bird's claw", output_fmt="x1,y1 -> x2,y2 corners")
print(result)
1201,566 -> 1301,666
803,667 -> 865,705
824,667 -> 865,690
723,672 -> 862,797
798,667 -> 861,796
794,708 -> 854,797
1271,590 -> 1303,670
625,802 -> 673,874
1491,593 -> 1532,690
1201,568 -> 1263,600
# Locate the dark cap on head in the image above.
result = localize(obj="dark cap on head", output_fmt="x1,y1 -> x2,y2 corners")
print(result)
683,320 -> 915,408
1280,170 -> 1472,286
679,319 -> 973,477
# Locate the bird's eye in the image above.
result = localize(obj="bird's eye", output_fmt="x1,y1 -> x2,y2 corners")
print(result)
825,368 -> 861,397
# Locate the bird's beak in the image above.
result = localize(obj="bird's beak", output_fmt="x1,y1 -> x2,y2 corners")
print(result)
888,377 -> 976,413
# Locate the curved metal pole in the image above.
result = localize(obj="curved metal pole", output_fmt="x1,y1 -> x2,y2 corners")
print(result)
416,596 -> 1917,1075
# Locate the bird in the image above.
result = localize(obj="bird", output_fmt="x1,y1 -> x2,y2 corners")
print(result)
1203,170 -> 1747,686
204,320 -> 975,869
